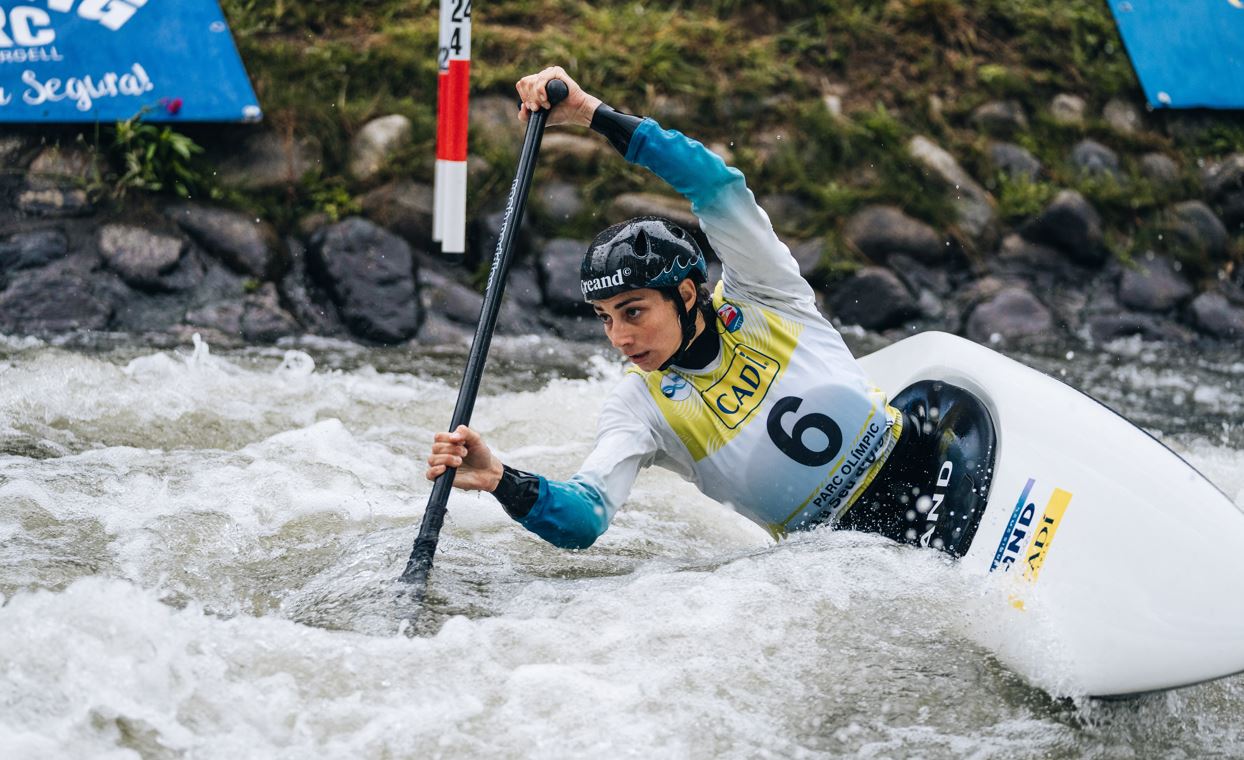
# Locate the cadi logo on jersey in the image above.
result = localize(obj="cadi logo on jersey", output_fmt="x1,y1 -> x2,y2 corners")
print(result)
989,477 -> 1072,580
660,372 -> 692,402
717,302 -> 744,333
702,344 -> 780,429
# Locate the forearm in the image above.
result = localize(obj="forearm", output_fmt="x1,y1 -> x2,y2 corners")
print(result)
493,466 -> 610,550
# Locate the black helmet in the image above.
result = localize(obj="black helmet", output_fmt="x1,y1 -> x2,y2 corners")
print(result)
581,217 -> 713,372
580,217 -> 707,302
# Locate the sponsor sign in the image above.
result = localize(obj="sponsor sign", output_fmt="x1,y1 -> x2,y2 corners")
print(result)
717,302 -> 744,333
988,477 -> 1073,610
990,477 -> 1072,578
660,372 -> 691,402
702,344 -> 779,429
1108,0 -> 1244,108
0,1 -> 261,122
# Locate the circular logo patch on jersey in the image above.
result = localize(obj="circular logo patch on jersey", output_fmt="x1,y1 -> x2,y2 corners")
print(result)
661,372 -> 692,402
717,302 -> 744,333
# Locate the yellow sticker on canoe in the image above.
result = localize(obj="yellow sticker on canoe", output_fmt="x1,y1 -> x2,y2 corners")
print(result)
1022,488 -> 1072,582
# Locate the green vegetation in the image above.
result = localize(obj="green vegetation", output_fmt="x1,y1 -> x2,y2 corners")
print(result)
104,111 -> 207,199
122,0 -> 1235,271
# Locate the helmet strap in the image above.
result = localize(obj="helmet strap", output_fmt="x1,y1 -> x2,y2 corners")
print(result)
658,286 -> 701,372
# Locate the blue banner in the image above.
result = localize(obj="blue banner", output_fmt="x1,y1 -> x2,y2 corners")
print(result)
1108,0 -> 1244,109
0,1 -> 261,122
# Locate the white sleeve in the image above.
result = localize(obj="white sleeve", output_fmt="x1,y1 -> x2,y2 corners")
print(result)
570,377 -> 661,522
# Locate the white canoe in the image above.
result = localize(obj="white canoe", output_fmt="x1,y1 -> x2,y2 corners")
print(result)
858,331 -> 1244,697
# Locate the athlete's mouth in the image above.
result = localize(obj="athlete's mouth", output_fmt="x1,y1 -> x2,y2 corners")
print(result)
627,351 -> 650,363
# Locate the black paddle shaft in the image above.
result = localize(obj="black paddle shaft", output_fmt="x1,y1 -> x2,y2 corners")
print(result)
400,79 -> 569,587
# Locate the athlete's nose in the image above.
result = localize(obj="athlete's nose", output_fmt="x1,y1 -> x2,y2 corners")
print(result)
607,321 -> 634,350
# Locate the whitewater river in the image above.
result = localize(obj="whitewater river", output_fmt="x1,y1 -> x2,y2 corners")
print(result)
1,329 -> 1241,759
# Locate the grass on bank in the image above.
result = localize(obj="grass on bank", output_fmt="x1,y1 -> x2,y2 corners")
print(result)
89,0 -> 1240,275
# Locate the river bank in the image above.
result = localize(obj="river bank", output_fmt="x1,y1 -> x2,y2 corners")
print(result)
3,1 -> 1243,349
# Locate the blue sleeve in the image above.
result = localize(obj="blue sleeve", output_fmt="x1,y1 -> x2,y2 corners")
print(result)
624,118 -> 819,313
625,118 -> 742,213
515,476 -> 610,550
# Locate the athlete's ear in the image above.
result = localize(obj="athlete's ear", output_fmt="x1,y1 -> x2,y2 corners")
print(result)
678,279 -> 698,311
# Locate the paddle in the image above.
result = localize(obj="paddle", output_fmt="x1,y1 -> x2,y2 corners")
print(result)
399,78 -> 569,592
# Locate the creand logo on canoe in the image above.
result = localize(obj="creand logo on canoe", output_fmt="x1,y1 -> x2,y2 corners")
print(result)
0,2 -> 156,112
988,477 -> 1073,581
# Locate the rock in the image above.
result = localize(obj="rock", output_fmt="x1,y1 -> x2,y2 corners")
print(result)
607,192 -> 699,232
907,135 -> 995,242
1169,200 -> 1229,261
1070,139 -> 1120,179
0,260 -> 112,333
789,238 -> 826,285
348,114 -> 412,183
0,134 -> 36,170
278,237 -> 346,337
988,142 -> 1042,181
1117,254 -> 1194,312
1200,154 -> 1244,200
538,238 -> 594,316
97,224 -> 199,292
965,286 -> 1053,343
1188,292 -> 1244,340
540,313 -> 602,342
994,233 -> 1085,281
540,133 -> 611,167
1102,98 -> 1142,135
1050,94 -> 1086,126
1086,312 -> 1195,343
759,193 -> 816,234
185,299 -> 243,337
506,265 -> 544,311
469,95 -> 524,147
825,267 -> 919,330
17,186 -> 92,217
166,203 -> 287,280
1220,191 -> 1244,231
1139,153 -> 1180,186
360,180 -> 434,251
971,100 -> 1028,137
306,217 -> 421,344
241,283 -> 301,342
888,254 -> 951,298
216,132 -> 321,191
419,267 -> 484,327
469,206 -> 532,271
1021,190 -> 1105,267
843,205 -> 946,264
0,229 -> 68,273
536,181 -> 585,224
27,145 -> 103,186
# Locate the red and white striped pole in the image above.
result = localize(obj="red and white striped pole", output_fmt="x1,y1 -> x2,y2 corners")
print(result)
433,0 -> 471,258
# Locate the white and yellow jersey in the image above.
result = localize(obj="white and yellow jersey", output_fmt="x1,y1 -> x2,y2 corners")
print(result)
512,118 -> 900,547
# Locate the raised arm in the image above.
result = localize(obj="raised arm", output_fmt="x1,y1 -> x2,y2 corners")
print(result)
515,67 -> 817,311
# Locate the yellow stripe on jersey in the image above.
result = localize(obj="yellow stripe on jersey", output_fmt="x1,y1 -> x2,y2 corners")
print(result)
632,284 -> 803,461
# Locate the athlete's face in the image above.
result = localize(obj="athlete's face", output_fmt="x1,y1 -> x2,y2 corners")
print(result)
592,282 -> 698,372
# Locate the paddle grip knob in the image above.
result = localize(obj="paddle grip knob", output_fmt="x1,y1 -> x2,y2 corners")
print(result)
545,79 -> 569,108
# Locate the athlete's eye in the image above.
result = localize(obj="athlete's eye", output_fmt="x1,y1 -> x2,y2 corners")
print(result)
626,307 -> 643,319
595,312 -> 610,324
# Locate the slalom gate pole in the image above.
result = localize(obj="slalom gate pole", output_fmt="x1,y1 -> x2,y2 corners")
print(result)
399,79 -> 569,592
434,0 -> 472,258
